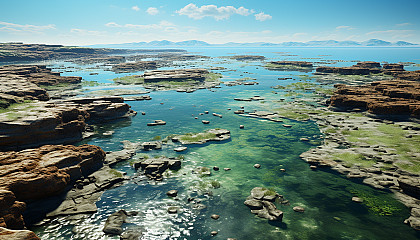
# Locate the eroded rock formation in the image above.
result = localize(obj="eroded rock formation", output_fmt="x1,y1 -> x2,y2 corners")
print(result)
0,96 -> 136,150
330,80 -> 420,117
0,65 -> 82,106
0,144 -> 105,229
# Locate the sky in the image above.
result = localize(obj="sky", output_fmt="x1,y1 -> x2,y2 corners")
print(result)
1,0 -> 419,46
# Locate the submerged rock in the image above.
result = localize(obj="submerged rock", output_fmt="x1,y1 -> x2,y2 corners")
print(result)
103,210 -> 129,235
135,157 -> 181,181
244,187 -> 283,221
171,129 -> 230,145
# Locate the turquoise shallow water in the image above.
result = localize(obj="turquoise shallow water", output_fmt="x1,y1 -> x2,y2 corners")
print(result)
31,48 -> 420,239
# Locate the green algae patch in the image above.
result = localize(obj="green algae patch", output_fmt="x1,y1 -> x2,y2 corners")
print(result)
113,75 -> 145,84
178,132 -> 217,143
350,189 -> 401,216
273,108 -> 310,121
333,153 -> 375,168
109,169 -> 123,178
342,123 -> 420,174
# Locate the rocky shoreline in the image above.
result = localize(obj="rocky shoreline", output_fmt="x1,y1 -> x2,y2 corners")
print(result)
233,61 -> 420,231
1,46 -> 420,239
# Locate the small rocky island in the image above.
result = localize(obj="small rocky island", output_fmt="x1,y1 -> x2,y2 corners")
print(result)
265,61 -> 314,72
113,68 -> 222,92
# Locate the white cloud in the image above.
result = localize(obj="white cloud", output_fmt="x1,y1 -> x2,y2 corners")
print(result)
132,6 -> 140,11
255,12 -> 272,21
146,7 -> 159,15
336,25 -> 354,30
0,21 -> 55,33
366,29 -> 413,35
396,22 -> 412,27
70,29 -> 105,36
176,3 -> 253,20
105,21 -> 174,30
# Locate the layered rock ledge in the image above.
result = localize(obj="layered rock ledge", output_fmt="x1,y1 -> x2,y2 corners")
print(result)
330,80 -> 420,117
0,96 -> 136,151
113,68 -> 222,92
111,61 -> 158,73
0,144 -> 105,230
265,61 -> 313,72
0,65 -> 82,106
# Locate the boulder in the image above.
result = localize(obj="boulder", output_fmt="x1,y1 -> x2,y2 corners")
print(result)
103,210 -> 129,235
244,187 -> 283,221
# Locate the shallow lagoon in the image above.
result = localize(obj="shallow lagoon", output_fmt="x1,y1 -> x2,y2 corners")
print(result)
32,47 -> 420,239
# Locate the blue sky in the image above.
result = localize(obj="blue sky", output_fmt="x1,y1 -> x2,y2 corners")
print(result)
1,0 -> 419,45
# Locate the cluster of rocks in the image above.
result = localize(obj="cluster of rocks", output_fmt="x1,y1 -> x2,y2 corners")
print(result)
133,156 -> 181,181
244,187 -> 284,221
330,79 -> 420,117
171,129 -> 231,144
0,96 -> 136,150
111,61 -> 158,73
0,144 -> 105,230
0,65 -> 82,106
316,61 -> 405,75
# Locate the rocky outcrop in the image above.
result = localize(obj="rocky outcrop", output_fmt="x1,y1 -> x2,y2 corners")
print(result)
316,61 -> 407,76
45,166 -> 125,217
0,227 -> 40,240
143,69 -> 209,83
398,177 -> 420,199
103,210 -> 129,235
111,61 -> 158,73
0,144 -> 105,229
329,80 -> 420,117
0,65 -> 83,106
171,129 -> 231,144
0,96 -> 136,151
231,55 -> 265,61
244,187 -> 283,221
134,157 -> 181,181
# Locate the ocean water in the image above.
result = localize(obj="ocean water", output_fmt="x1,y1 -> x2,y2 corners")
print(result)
31,47 -> 420,239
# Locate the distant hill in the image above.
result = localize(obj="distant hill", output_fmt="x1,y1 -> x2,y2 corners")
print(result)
87,39 -> 419,48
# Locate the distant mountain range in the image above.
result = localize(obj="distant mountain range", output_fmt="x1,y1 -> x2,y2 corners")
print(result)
87,39 -> 419,48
